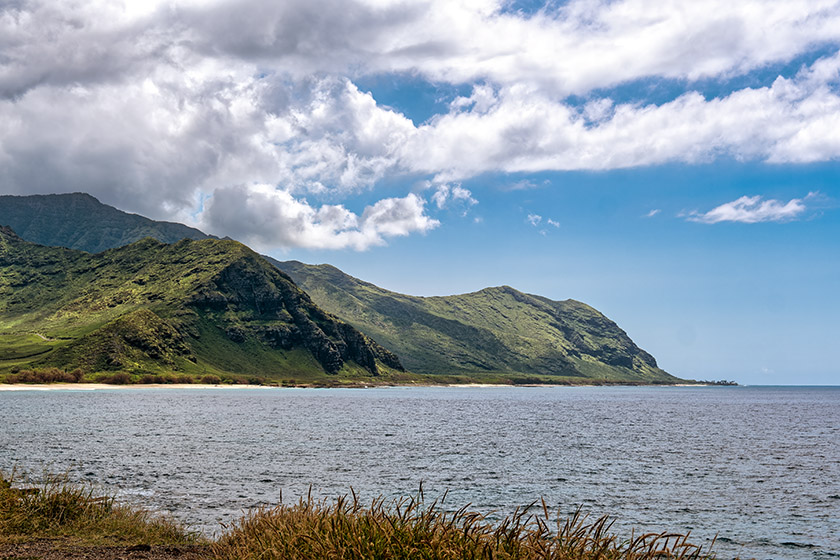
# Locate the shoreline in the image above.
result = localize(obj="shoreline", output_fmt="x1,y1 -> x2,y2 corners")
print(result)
0,381 -> 720,391
0,383 -> 271,391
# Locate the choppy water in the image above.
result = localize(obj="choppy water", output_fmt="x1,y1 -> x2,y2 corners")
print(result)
1,385 -> 838,559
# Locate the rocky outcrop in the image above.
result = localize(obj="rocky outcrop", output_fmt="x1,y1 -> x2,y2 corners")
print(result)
0,225 -> 22,241
0,232 -> 403,379
190,254 -> 403,375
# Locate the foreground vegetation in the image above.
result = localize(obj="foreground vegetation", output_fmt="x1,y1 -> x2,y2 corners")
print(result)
1,473 -> 721,559
0,471 -> 199,547
214,493 -> 717,560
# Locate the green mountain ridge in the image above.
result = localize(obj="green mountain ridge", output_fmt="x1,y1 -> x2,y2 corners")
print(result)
270,259 -> 679,383
0,193 -> 681,383
0,227 -> 402,382
0,193 -> 211,253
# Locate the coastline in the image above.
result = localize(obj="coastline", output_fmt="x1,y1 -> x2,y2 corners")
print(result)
0,381 -> 718,391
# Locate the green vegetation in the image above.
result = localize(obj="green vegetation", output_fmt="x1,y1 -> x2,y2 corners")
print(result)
215,496 -> 715,560
272,259 -> 681,383
0,471 -> 199,547
0,193 -> 210,254
1,193 -> 682,385
0,227 -> 402,384
1,473 -> 717,559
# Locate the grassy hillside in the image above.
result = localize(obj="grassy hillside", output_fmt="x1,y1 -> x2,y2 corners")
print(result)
0,193 -> 210,253
0,227 -> 403,384
271,259 -> 680,383
0,192 -> 679,384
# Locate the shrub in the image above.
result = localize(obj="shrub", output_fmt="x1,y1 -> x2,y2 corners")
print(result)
4,368 -> 82,384
0,470 -> 200,546
200,374 -> 221,385
97,372 -> 132,385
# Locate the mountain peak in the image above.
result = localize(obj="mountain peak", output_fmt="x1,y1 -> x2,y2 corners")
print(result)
0,192 -> 211,253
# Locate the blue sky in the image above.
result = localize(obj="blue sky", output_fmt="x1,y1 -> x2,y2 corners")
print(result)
1,0 -> 839,384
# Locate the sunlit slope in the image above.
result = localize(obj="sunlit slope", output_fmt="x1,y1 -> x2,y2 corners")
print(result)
0,227 -> 402,380
273,259 -> 678,382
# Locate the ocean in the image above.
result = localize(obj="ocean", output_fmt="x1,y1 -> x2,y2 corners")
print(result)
1,385 -> 837,559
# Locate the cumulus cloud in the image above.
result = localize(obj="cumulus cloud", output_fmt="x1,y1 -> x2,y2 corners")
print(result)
202,185 -> 438,250
1,0 -> 840,248
527,213 -> 542,226
169,0 -> 840,95
686,193 -> 816,224
400,56 -> 840,180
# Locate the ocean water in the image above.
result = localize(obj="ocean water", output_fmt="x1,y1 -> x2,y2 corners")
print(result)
0,385 -> 837,559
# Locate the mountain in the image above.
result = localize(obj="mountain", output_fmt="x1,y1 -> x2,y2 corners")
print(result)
0,193 -> 210,253
0,227 -> 402,383
271,259 -> 679,383
0,192 -> 678,384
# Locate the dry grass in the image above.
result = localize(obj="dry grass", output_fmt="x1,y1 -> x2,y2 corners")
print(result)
2,472 -> 721,559
0,470 -> 200,547
213,489 -> 717,560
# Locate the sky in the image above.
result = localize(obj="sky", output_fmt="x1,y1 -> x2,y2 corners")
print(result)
1,0 -> 839,384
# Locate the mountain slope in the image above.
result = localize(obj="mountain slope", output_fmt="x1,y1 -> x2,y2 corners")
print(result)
0,227 -> 402,381
0,193 -> 210,253
0,192 -> 677,383
271,259 -> 678,383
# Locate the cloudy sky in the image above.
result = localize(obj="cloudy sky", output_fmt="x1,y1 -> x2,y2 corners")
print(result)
2,0 -> 839,384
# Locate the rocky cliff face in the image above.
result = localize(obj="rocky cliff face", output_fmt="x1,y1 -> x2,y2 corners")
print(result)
0,229 -> 402,378
189,255 -> 402,375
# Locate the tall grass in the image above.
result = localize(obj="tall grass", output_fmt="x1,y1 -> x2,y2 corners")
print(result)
2,472 -> 721,559
213,490 -> 718,560
0,470 -> 200,546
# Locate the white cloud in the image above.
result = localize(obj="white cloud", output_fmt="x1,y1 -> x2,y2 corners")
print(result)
169,0 -> 840,95
686,193 -> 816,224
1,0 -> 840,247
431,183 -> 477,213
503,179 -> 541,191
527,213 -> 559,232
202,184 -> 438,250
431,185 -> 449,209
645,209 -> 661,218
399,55 -> 840,180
